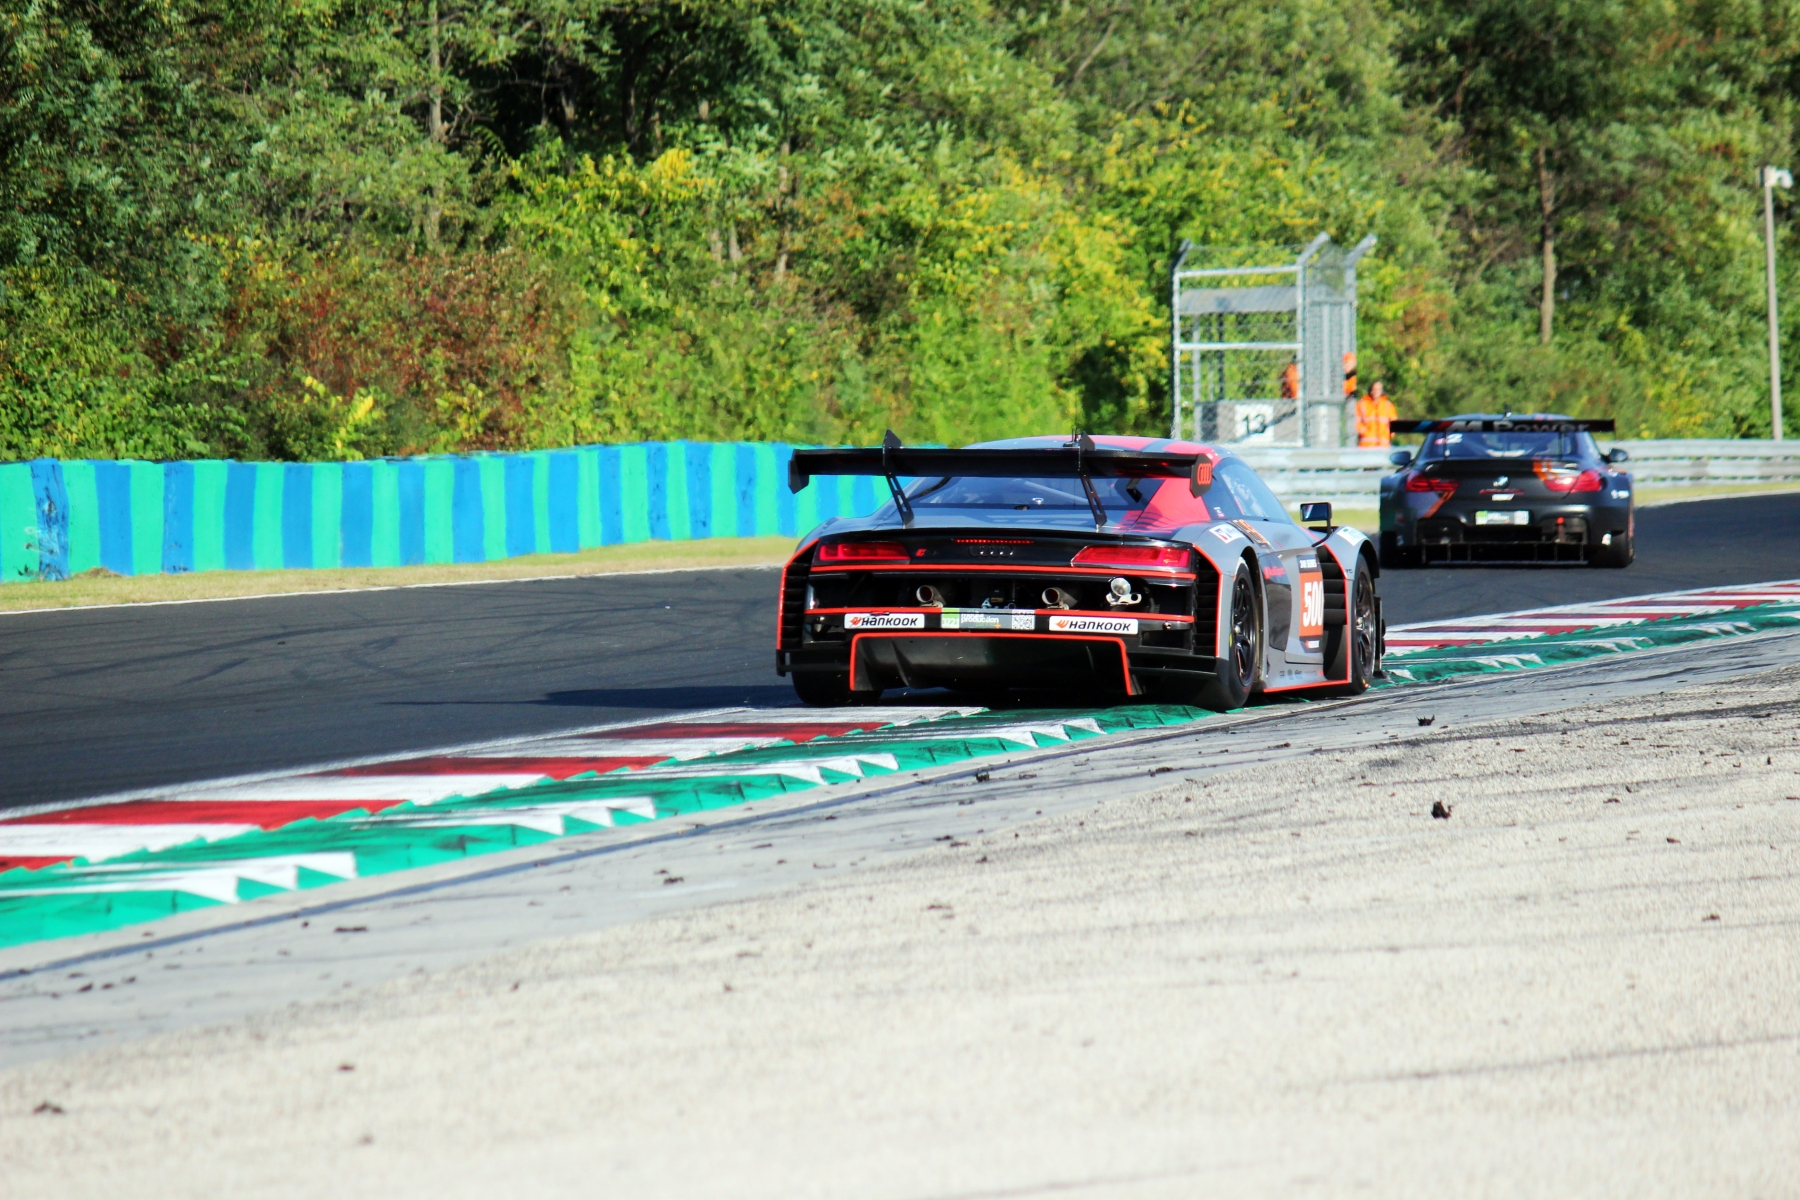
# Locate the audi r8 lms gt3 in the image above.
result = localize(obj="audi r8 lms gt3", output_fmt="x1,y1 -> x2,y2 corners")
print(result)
776,433 -> 1385,711
1378,415 -> 1634,568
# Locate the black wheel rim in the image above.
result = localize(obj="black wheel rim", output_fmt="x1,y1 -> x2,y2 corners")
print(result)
1230,570 -> 1257,682
1351,572 -> 1377,679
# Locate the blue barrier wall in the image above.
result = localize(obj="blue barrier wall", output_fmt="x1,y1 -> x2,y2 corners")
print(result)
0,443 -> 887,584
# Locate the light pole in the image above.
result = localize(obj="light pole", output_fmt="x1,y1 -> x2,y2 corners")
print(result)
1761,165 -> 1792,441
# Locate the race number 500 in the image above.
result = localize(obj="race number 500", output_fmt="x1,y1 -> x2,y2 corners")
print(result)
1299,573 -> 1325,639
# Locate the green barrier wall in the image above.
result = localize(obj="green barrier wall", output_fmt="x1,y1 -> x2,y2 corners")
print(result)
0,443 -> 886,583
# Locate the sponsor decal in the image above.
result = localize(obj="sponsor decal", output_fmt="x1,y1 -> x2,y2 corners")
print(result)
940,609 -> 1035,631
1049,614 -> 1139,635
1299,564 -> 1325,639
1209,525 -> 1245,544
845,612 -> 926,630
1232,520 -> 1273,548
1610,489 -> 1631,499
1334,526 -> 1361,544
1262,562 -> 1287,582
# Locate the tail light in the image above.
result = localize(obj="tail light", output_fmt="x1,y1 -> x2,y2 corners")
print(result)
816,540 -> 911,564
1404,473 -> 1457,495
1072,545 -> 1189,569
1539,468 -> 1605,494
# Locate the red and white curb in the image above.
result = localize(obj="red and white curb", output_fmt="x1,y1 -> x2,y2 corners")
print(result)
1385,580 -> 1800,656
0,707 -> 977,875
9,579 -> 1799,883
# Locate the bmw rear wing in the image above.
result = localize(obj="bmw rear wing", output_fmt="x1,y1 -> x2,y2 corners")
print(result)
788,431 -> 1213,529
1388,418 -> 1616,434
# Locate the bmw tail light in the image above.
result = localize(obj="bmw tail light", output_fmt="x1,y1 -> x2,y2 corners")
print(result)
1072,545 -> 1190,569
1539,468 -> 1606,494
816,540 -> 911,564
1404,473 -> 1457,495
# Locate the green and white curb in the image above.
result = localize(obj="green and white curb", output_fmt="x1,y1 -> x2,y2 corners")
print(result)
3,580 -> 1797,951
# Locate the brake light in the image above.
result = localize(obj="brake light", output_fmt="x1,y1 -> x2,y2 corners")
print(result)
1404,473 -> 1457,495
1537,468 -> 1605,494
1071,545 -> 1189,569
816,540 -> 910,564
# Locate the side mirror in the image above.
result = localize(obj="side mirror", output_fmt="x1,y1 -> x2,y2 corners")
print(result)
1299,502 -> 1332,526
1388,449 -> 1414,467
1605,447 -> 1629,464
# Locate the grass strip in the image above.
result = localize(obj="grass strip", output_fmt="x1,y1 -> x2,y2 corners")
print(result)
0,537 -> 798,613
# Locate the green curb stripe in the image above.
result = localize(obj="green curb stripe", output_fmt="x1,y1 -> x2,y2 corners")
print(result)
0,708 -> 1198,948
1379,602 -> 1800,685
2,607 -> 1794,951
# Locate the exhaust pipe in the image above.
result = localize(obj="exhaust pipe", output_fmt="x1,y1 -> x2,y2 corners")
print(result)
1041,587 -> 1075,609
916,585 -> 945,608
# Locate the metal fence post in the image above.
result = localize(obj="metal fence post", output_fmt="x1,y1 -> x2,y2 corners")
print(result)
1762,166 -> 1791,442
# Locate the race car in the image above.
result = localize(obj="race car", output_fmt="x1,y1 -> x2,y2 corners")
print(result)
776,433 -> 1384,710
1378,415 -> 1633,568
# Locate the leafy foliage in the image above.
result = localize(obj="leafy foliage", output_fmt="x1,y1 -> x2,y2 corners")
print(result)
3,0 -> 1798,459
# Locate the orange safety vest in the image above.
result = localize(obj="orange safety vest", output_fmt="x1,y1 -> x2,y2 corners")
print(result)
1355,393 -> 1397,447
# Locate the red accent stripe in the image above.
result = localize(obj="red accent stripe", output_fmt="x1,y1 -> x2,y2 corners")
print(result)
3,799 -> 409,828
0,856 -> 69,873
326,756 -> 662,778
848,632 -> 1136,696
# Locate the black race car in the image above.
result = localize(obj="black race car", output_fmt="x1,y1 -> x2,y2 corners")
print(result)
776,433 -> 1385,711
1378,415 -> 1633,568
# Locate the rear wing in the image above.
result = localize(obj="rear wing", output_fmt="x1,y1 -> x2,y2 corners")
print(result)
788,432 -> 1213,529
1389,418 -> 1616,434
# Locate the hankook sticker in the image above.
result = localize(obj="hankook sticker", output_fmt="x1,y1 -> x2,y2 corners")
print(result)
1048,614 -> 1139,635
844,612 -> 926,630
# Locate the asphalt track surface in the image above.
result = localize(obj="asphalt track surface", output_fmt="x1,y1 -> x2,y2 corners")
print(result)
4,625 -> 1798,1072
3,492 -> 1798,810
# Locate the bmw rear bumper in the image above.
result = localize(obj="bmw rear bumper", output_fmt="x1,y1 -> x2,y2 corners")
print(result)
1383,499 -> 1631,563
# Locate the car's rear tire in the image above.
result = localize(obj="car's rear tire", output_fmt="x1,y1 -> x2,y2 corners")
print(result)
791,671 -> 875,707
1379,531 -> 1420,569
1194,559 -> 1262,712
1589,531 -> 1634,568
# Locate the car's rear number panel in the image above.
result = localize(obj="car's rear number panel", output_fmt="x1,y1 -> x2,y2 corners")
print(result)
829,609 -> 1146,635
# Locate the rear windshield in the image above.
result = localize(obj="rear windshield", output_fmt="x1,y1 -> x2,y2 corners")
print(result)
1420,430 -> 1597,460
898,459 -> 1293,525
903,476 -> 1152,511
